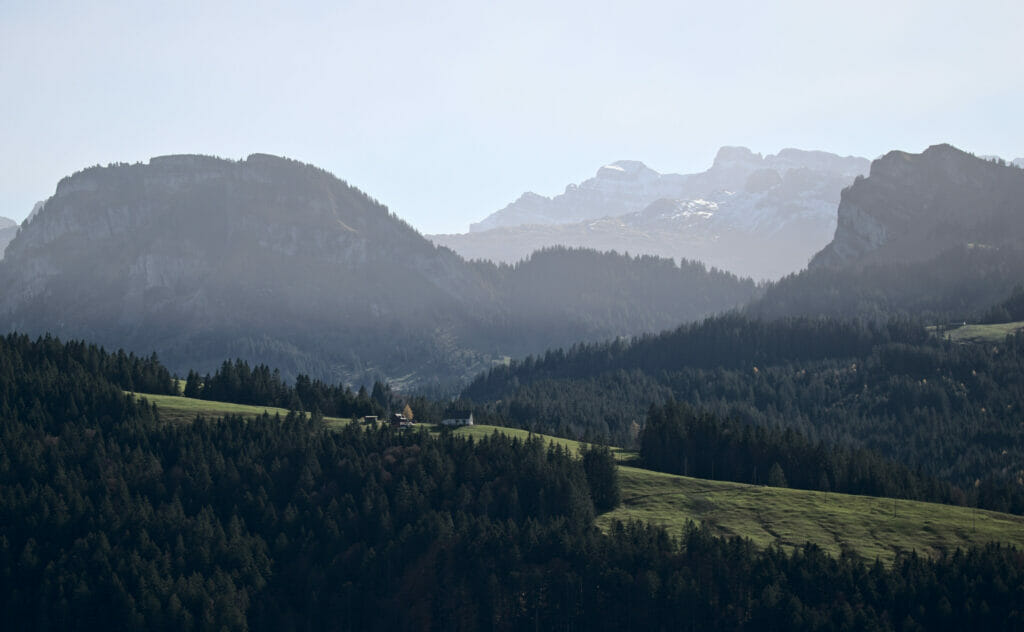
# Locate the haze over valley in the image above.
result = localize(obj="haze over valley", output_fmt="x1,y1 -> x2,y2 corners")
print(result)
3,1 -> 1024,629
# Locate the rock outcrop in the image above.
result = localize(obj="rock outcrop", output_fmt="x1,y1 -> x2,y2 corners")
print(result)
811,144 -> 1024,269
749,144 -> 1024,321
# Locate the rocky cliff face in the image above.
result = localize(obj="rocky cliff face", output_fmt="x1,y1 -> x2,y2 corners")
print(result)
811,144 -> 1024,269
749,144 -> 1024,321
0,155 -> 516,385
469,160 -> 683,232
434,147 -> 869,280
0,155 -> 757,386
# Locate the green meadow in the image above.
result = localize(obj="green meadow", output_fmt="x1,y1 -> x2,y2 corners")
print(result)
133,397 -> 1024,565
936,320 -> 1024,343
445,424 -> 1024,564
132,391 -> 352,427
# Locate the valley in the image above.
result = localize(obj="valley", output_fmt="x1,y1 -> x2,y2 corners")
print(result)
3,144 -> 1024,629
6,3 -> 1024,628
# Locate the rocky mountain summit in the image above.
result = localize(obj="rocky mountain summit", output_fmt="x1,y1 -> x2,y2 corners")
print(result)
750,144 -> 1024,320
811,144 -> 1024,269
0,154 -> 756,386
431,147 -> 869,280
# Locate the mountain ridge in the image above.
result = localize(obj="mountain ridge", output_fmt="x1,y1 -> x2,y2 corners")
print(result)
432,146 -> 869,279
468,146 -> 868,233
0,154 -> 756,387
811,143 -> 1024,269
750,144 -> 1024,320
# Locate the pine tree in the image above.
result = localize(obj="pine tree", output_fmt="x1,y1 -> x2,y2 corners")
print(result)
184,370 -> 202,398
582,444 -> 621,512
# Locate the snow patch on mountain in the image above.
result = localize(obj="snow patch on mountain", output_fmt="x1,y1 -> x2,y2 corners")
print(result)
469,147 -> 867,235
439,147 -> 869,279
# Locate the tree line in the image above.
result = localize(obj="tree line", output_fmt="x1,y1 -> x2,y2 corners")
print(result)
462,315 -> 1024,514
1,333 -> 1023,629
640,401 -> 967,503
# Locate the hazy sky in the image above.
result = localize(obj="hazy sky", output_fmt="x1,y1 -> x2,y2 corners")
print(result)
2,0 -> 1021,234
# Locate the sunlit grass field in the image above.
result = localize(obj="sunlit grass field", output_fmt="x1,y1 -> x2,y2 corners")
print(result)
445,424 -> 1024,564
132,391 -> 352,427
935,320 -> 1024,343
602,464 -> 1024,564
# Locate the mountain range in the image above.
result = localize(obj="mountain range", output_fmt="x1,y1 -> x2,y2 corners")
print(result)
0,154 -> 754,388
430,147 -> 870,280
1,144 -> 1019,389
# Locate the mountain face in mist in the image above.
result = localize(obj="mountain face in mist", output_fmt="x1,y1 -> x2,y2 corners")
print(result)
0,155 -> 756,387
0,217 -> 16,259
811,144 -> 1024,269
751,144 -> 1024,320
430,147 -> 868,280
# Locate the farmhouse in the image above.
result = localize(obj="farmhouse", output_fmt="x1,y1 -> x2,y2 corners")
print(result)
441,413 -> 474,427
391,413 -> 415,429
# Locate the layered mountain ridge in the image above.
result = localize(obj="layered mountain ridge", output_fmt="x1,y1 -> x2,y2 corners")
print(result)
0,154 -> 756,387
431,147 -> 869,280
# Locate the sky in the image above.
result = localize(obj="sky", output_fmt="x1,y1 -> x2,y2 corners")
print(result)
1,0 -> 1022,235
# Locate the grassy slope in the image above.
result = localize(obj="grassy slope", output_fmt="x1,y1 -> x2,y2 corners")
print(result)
602,465 -> 1024,564
132,396 -> 1024,564
935,320 -> 1024,343
442,425 -> 1024,564
133,391 -> 352,426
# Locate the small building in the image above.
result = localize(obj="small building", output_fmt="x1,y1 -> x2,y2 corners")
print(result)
441,413 -> 474,427
391,413 -> 415,429
363,415 -> 378,425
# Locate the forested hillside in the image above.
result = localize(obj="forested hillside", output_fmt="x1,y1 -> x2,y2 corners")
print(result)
750,244 -> 1024,321
463,315 -> 1024,513
3,333 -> 1023,630
0,155 -> 755,389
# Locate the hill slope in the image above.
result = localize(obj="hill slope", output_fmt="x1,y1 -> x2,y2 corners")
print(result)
132,390 -> 1024,565
0,155 -> 756,386
462,314 -> 1024,513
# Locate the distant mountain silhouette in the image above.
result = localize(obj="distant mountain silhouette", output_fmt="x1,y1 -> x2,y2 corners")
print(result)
0,155 -> 755,387
431,147 -> 868,280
